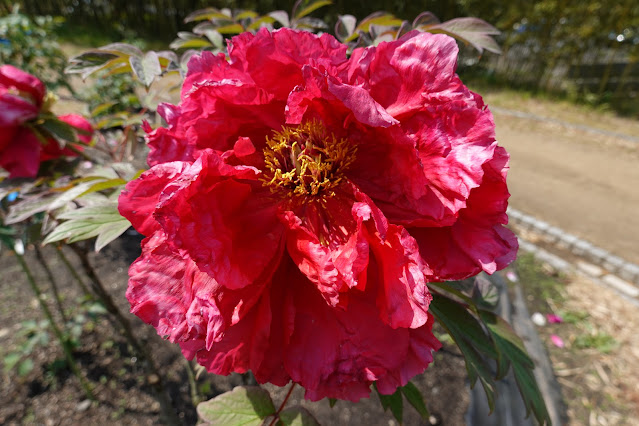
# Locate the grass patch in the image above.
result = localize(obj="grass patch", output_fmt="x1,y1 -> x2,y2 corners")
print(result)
513,253 -> 566,312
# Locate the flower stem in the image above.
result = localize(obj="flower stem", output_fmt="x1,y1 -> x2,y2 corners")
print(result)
68,243 -> 181,425
34,245 -> 68,324
269,382 -> 297,426
15,250 -> 95,401
54,244 -> 93,299
185,359 -> 202,406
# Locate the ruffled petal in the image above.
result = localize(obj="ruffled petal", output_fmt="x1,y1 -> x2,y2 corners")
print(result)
282,258 -> 440,401
411,147 -> 518,279
118,161 -> 192,236
155,151 -> 286,290
0,65 -> 46,106
348,32 -> 460,118
279,185 -> 371,307
127,231 -> 274,355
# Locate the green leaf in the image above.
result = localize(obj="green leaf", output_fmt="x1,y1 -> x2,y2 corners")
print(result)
43,202 -> 131,251
40,117 -> 77,144
335,15 -> 357,42
169,37 -> 213,50
479,310 -> 551,425
129,51 -> 162,87
90,101 -> 118,117
77,178 -> 126,198
471,276 -> 500,309
328,398 -> 337,408
268,11 -> 290,27
184,8 -> 230,23
400,382 -> 429,419
235,10 -> 258,20
278,406 -> 320,425
3,353 -> 21,372
94,219 -> 131,252
429,294 -> 497,411
214,23 -> 245,34
293,0 -> 332,20
5,194 -> 55,224
17,358 -> 34,377
375,385 -> 403,424
197,386 -> 276,425
424,18 -> 501,55
429,294 -> 498,359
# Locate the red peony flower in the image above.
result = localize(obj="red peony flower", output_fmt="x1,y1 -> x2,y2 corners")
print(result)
0,65 -> 93,177
119,28 -> 517,401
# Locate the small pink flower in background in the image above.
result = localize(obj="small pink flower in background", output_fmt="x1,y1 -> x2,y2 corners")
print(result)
120,28 -> 518,401
546,313 -> 563,324
505,270 -> 519,282
0,65 -> 93,178
550,334 -> 565,348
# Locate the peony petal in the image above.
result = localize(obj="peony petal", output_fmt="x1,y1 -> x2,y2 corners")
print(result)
118,161 -> 192,236
0,127 -> 41,178
155,151 -> 285,290
282,258 -> 440,401
349,32 -> 460,118
0,65 -> 46,106
280,185 -> 371,307
411,147 -> 518,279
127,231 -> 272,353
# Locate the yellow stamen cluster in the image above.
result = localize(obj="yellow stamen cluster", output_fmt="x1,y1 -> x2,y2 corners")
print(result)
262,120 -> 356,200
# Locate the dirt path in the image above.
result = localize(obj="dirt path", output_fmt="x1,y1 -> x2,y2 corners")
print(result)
490,106 -> 639,264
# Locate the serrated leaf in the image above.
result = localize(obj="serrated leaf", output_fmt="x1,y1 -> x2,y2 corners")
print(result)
197,386 -> 276,425
278,406 -> 320,426
400,382 -> 429,419
293,0 -> 332,20
479,310 -> 550,425
375,385 -> 403,424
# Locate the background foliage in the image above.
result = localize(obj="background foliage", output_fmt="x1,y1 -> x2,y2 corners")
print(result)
9,0 -> 638,114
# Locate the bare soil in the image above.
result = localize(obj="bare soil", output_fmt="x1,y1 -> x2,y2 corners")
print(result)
481,90 -> 639,264
511,253 -> 639,425
0,236 -> 469,426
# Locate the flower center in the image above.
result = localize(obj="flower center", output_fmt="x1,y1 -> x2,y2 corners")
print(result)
262,120 -> 356,200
